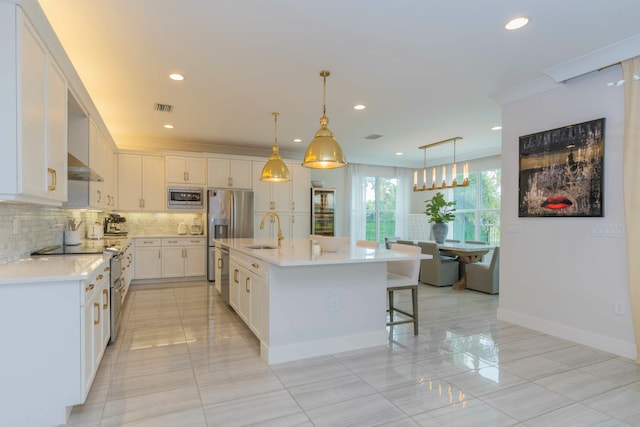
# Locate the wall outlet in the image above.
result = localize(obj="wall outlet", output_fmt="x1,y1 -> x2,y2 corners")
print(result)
329,296 -> 340,312
614,301 -> 625,315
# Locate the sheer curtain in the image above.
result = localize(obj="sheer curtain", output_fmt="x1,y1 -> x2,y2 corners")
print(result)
622,57 -> 640,363
348,163 -> 367,242
395,167 -> 412,239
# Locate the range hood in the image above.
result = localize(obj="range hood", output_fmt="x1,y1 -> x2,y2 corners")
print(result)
68,153 -> 103,182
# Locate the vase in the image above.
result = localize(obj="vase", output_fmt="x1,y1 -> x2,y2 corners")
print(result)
431,222 -> 448,244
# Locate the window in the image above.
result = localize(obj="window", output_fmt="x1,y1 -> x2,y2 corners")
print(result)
365,176 -> 398,244
448,169 -> 501,244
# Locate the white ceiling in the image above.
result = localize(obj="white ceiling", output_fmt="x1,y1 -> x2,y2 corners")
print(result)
37,0 -> 640,168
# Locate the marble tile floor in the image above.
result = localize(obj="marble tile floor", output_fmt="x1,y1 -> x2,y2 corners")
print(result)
62,281 -> 640,427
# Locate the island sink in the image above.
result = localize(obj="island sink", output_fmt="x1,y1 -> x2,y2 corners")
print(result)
243,244 -> 277,250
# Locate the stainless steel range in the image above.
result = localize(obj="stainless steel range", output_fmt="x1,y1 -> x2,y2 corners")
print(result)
31,242 -> 128,343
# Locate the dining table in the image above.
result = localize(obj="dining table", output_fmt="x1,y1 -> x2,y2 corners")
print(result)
437,242 -> 492,290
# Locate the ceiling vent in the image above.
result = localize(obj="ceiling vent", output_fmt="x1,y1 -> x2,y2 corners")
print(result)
365,134 -> 383,140
154,103 -> 174,113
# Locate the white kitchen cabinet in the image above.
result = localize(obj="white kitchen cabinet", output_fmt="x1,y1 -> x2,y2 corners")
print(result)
254,212 -> 291,240
208,157 -> 252,189
252,162 -> 290,212
290,212 -> 311,239
82,263 -> 110,392
0,5 -> 68,205
214,246 -> 223,294
161,237 -> 206,278
229,257 -> 241,311
228,251 -> 265,339
118,154 -> 165,211
134,238 -> 162,279
121,239 -> 134,295
166,155 -> 206,184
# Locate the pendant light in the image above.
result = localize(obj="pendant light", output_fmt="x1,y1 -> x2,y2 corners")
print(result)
260,112 -> 291,182
302,70 -> 347,169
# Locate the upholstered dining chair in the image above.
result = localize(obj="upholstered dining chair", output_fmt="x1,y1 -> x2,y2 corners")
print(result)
386,243 -> 421,335
356,240 -> 379,249
416,241 -> 460,287
466,247 -> 500,294
384,236 -> 400,249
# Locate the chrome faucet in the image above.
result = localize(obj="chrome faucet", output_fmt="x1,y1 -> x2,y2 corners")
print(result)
259,211 -> 284,248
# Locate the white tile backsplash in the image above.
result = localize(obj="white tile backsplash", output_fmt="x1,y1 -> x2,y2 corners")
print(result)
0,204 -> 205,264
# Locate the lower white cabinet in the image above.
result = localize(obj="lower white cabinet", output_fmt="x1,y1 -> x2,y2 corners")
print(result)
134,237 -> 206,280
134,238 -> 162,279
0,257 -> 110,426
81,261 -> 111,399
228,251 -> 266,339
161,237 -> 206,278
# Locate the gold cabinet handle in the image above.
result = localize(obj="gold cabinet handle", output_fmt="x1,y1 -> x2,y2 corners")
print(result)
94,302 -> 100,325
233,269 -> 239,283
105,266 -> 110,272
96,274 -> 104,281
47,168 -> 56,191
251,263 -> 259,269
97,190 -> 102,203
217,258 -> 222,268
245,277 -> 250,293
86,284 -> 95,292
102,289 -> 109,309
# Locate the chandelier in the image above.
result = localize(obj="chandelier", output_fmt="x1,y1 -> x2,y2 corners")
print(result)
413,137 -> 469,192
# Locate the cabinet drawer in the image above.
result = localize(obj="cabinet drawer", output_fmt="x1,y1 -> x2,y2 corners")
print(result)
162,237 -> 206,246
136,238 -> 161,247
82,260 -> 109,304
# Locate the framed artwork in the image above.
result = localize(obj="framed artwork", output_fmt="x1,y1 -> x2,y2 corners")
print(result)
519,118 -> 605,217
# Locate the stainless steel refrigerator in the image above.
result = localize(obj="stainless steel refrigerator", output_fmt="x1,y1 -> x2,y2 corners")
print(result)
207,189 -> 254,298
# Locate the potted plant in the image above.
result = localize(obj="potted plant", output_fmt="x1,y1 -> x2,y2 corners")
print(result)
424,192 -> 456,244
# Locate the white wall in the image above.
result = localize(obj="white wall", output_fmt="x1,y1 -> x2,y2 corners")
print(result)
498,66 -> 636,360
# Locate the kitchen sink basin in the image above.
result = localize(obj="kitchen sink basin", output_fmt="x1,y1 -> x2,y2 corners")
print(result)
243,244 -> 277,250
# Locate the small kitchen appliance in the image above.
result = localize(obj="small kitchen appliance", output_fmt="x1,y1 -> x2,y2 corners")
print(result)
87,222 -> 103,239
178,222 -> 188,235
190,217 -> 202,235
104,213 -> 127,235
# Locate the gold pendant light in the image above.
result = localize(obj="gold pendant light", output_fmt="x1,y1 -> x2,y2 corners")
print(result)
302,70 -> 347,169
260,112 -> 291,182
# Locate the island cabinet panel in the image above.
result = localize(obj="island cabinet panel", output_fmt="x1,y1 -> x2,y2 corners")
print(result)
228,252 -> 266,339
214,238 -> 424,365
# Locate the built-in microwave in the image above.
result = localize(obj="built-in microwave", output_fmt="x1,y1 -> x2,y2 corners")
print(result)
167,186 -> 204,209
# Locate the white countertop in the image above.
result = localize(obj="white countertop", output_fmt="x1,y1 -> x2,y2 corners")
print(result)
0,255 -> 110,284
214,238 -> 431,267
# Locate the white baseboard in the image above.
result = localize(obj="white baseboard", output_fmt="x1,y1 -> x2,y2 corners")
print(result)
497,307 -> 637,361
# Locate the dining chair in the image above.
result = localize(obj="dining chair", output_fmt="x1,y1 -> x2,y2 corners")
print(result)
466,246 -> 500,294
465,240 -> 487,244
384,236 -> 400,249
416,241 -> 460,287
397,239 -> 416,246
386,243 -> 421,335
356,240 -> 379,249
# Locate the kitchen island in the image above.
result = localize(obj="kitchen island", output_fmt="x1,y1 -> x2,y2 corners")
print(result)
214,238 -> 429,364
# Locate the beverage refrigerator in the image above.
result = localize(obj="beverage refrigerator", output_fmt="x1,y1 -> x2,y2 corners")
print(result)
311,188 -> 335,236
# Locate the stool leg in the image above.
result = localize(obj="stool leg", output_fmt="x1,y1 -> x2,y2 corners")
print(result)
411,286 -> 418,335
388,289 -> 394,324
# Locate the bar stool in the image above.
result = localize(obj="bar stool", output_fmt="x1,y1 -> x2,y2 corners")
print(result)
386,243 -> 421,335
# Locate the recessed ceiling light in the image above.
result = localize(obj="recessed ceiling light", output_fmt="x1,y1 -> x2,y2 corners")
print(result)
353,104 -> 366,110
169,73 -> 184,81
505,17 -> 529,30
395,152 -> 403,156
164,124 -> 174,129
293,138 -> 302,143
491,126 -> 503,131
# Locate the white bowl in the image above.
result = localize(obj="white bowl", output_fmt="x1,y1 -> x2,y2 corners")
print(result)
311,180 -> 324,188
315,236 -> 349,252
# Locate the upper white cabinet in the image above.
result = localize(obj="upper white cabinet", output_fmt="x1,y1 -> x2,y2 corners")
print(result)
208,157 -> 252,189
118,154 -> 165,211
252,161 -> 310,213
166,155 -> 206,185
0,4 -> 68,205
89,121 -> 117,209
